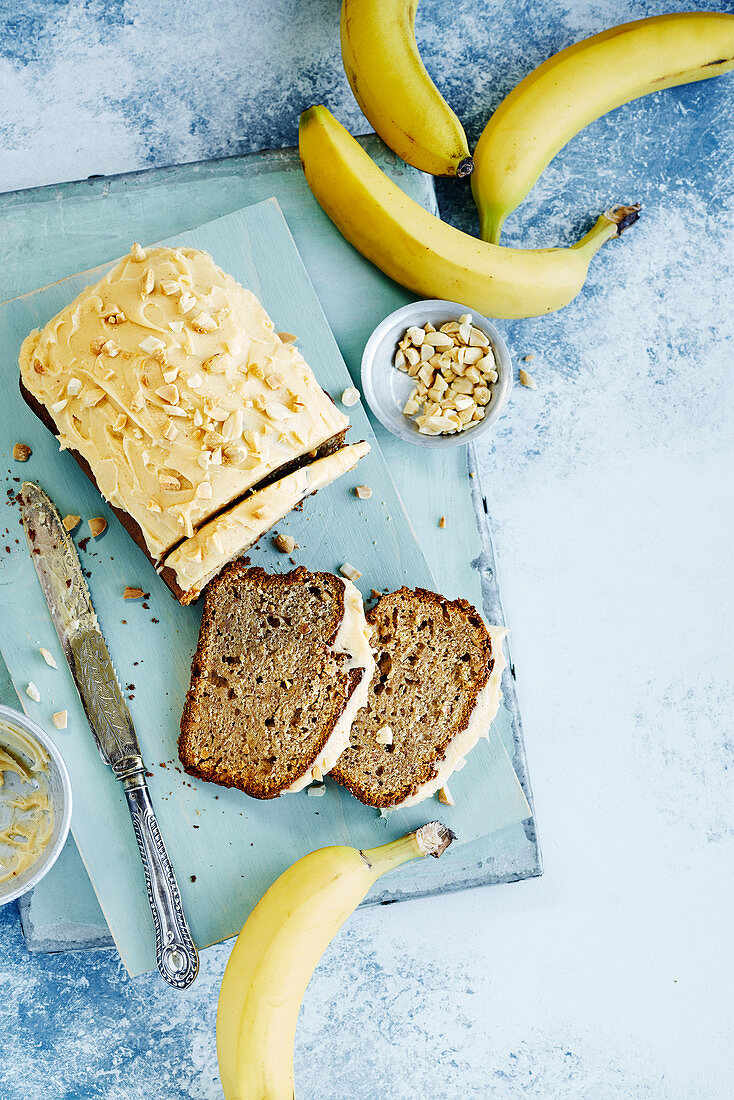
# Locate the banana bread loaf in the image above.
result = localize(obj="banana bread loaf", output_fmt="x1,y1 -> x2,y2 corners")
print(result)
19,243 -> 365,599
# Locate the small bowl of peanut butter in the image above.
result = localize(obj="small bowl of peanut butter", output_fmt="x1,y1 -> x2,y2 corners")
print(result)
0,704 -> 72,905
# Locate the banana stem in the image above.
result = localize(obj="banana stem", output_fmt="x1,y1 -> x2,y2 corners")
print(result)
572,203 -> 641,259
360,822 -> 455,877
485,203 -> 640,250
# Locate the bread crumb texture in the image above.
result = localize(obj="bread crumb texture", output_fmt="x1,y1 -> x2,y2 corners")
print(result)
179,564 -> 362,799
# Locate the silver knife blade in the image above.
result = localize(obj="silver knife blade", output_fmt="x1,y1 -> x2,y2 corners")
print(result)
21,481 -> 200,989
20,482 -> 141,778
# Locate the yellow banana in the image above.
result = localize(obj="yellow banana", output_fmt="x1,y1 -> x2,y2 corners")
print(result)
217,822 -> 453,1100
299,106 -> 639,320
340,0 -> 472,177
472,12 -> 734,243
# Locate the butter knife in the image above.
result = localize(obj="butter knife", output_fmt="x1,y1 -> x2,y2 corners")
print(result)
20,482 -> 199,989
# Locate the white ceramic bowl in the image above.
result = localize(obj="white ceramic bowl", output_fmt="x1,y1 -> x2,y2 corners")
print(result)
0,704 -> 72,905
361,300 -> 512,448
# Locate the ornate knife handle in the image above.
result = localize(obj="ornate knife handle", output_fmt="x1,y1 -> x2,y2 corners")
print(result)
123,772 -> 199,989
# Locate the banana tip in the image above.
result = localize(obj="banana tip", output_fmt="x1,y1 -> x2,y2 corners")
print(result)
299,104 -> 326,129
456,156 -> 474,179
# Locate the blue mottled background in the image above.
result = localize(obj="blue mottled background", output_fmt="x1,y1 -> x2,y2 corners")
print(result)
1,1 -> 733,1097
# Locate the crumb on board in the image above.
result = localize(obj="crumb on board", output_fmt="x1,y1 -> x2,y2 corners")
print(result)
341,386 -> 360,407
438,516 -> 446,529
39,647 -> 57,669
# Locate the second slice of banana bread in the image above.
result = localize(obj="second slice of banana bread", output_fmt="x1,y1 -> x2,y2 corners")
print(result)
331,587 -> 506,808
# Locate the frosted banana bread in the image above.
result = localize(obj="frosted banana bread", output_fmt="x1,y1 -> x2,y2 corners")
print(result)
162,440 -> 369,603
331,588 -> 506,808
19,244 -> 365,597
179,565 -> 375,798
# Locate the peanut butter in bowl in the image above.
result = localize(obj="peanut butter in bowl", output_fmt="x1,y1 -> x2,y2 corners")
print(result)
0,705 -> 72,904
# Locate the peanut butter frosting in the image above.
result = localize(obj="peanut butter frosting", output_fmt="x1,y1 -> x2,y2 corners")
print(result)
0,718 -> 54,886
284,577 -> 375,793
165,441 -> 370,598
19,244 -> 350,561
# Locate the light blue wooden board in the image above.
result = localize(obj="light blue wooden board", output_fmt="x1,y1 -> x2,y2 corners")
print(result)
0,188 -> 531,975
2,146 -> 539,956
2,147 -> 538,958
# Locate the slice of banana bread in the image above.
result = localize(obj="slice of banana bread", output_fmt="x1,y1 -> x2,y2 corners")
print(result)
331,588 -> 507,808
179,564 -> 374,798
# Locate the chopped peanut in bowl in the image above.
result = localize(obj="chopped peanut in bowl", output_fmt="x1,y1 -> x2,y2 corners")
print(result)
394,314 -> 499,436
